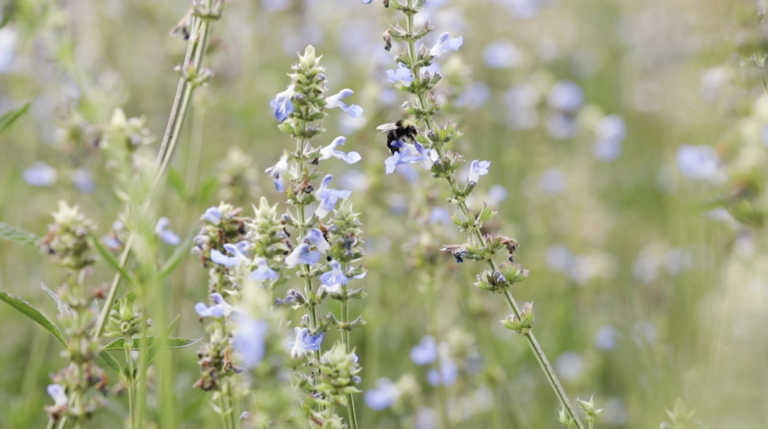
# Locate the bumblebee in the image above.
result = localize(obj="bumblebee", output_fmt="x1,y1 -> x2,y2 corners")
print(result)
377,120 -> 418,154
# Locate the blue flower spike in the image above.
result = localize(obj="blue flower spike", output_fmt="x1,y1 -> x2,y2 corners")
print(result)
314,174 -> 352,219
270,87 -> 295,122
285,243 -> 322,268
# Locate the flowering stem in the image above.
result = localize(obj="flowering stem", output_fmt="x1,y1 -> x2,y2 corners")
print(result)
339,285 -> 359,429
401,5 -> 585,428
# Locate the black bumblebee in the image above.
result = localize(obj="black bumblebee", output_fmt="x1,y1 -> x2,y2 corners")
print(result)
377,120 -> 418,154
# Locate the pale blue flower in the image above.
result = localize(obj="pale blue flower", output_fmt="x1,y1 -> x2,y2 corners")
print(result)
360,0 -> 373,3
428,32 -> 463,58
248,258 -> 279,281
364,378 -> 400,410
593,138 -> 622,161
384,142 -> 436,174
285,243 -> 322,268
325,89 -> 364,118
468,160 -> 490,184
429,207 -> 451,225
233,317 -> 269,368
270,87 -> 295,122
547,81 -> 584,112
410,336 -> 437,365
71,169 -> 94,194
593,115 -> 626,161
482,41 -> 522,69
427,357 -> 458,386
554,351 -> 584,382
306,229 -> 330,253
202,207 -> 222,224
545,113 -> 577,140
194,293 -> 231,318
455,81 -> 490,110
23,162 -> 57,187
339,169 -> 371,192
315,175 -> 352,219
676,145 -> 719,180
154,217 -> 181,245
210,242 -> 249,267
594,325 -> 618,350
545,244 -> 572,272
103,237 -> 121,250
386,63 -> 414,87
265,154 -> 289,192
0,28 -> 18,74
487,184 -> 508,205
261,0 -> 290,12
396,164 -> 420,183
540,168 -> 566,195
47,384 -> 68,407
319,260 -> 349,292
319,136 -> 362,164
289,327 -> 324,358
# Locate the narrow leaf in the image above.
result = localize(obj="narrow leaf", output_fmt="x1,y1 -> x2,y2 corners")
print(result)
103,336 -> 202,351
0,290 -> 65,345
146,314 -> 182,365
0,222 -> 38,246
97,351 -> 123,379
158,235 -> 193,279
88,234 -> 135,286
0,101 -> 31,134
40,283 -> 70,315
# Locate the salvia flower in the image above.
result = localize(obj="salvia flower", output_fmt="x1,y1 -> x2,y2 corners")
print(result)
289,327 -> 324,358
47,384 -> 68,407
270,87 -> 295,122
202,206 -> 223,224
154,217 -> 181,245
71,169 -> 94,194
468,160 -> 491,184
547,81 -> 584,113
306,228 -> 330,253
285,243 -> 322,268
386,63 -> 414,87
210,242 -> 250,267
319,136 -> 362,164
426,357 -> 458,386
248,258 -> 279,281
194,293 -> 232,318
676,145 -> 720,180
325,89 -> 364,118
319,260 -> 349,293
364,378 -> 400,410
23,162 -> 58,187
315,174 -> 352,219
429,32 -> 464,58
233,317 -> 269,369
410,336 -> 438,365
384,142 -> 436,174
265,154 -> 289,192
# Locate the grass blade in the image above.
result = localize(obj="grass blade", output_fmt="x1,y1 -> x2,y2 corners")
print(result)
0,290 -> 65,345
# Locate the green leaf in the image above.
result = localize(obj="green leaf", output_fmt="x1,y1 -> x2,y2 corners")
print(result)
0,290 -> 65,345
158,235 -> 193,279
88,234 -> 135,286
40,283 -> 70,315
166,168 -> 187,200
103,336 -> 202,351
196,176 -> 218,203
0,222 -> 38,246
0,101 -> 31,134
97,350 -> 123,378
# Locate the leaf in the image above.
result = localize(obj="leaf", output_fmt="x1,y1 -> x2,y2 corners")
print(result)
146,314 -> 181,365
88,234 -> 135,286
166,168 -> 187,200
0,222 -> 38,246
97,350 -> 123,378
0,101 -> 31,134
158,235 -> 193,279
40,283 -> 70,315
103,336 -> 202,351
196,176 -> 218,203
0,290 -> 65,345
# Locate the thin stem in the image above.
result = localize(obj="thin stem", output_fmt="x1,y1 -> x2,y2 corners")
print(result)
218,394 -> 230,429
425,268 -> 451,429
339,288 -> 359,429
124,335 -> 136,429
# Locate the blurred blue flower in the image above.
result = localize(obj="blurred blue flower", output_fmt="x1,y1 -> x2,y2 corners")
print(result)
47,384 -> 68,407
261,0 -> 290,12
270,87 -> 295,122
428,32 -> 463,58
455,81 -> 491,110
23,162 -> 57,187
482,41 -> 522,69
396,164 -> 420,182
315,174 -> 352,219
154,217 -> 181,245
762,123 -> 768,145
429,207 -> 452,225
103,236 -> 121,250
386,63 -> 414,87
380,88 -> 398,105
319,260 -> 349,292
593,138 -> 623,161
306,229 -> 330,253
545,113 -> 578,140
194,292 -> 231,318
676,145 -> 719,180
319,136 -> 362,164
416,407 -> 438,429
265,154 -> 289,192
339,169 -> 371,192
554,351 -> 584,382
211,242 -> 249,267
545,244 -> 572,272
593,115 -> 626,161
385,142 -> 436,174
540,168 -> 566,195
364,378 -> 400,410
233,317 -> 269,368
427,357 -> 458,386
289,327 -> 324,358
248,258 -> 279,281
325,89 -> 364,118
71,169 -> 94,194
547,81 -> 584,112
487,184 -> 508,205
468,160 -> 490,184
285,243 -> 321,268
594,325 -> 619,350
420,62 -> 441,77
410,336 -> 437,365
0,28 -> 18,74
202,206 -> 222,224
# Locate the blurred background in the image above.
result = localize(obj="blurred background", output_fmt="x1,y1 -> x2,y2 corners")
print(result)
0,0 -> 764,427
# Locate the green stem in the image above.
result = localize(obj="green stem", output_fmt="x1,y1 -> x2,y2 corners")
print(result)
339,289 -> 359,429
401,4 -> 585,428
425,268 -> 451,429
218,394 -> 230,429
124,336 -> 135,429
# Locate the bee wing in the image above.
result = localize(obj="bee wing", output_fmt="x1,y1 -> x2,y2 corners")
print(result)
376,123 -> 399,133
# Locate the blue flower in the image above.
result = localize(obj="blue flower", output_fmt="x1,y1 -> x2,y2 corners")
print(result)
289,327 -> 324,358
194,292 -> 232,318
270,87 -> 295,122
265,154 -> 289,192
455,81 -> 491,110
410,336 -> 437,365
210,242 -> 249,267
386,63 -> 414,87
0,28 -> 18,74
23,162 -> 57,187
103,236 -> 122,250
154,217 -> 181,245
364,378 -> 400,410
482,41 -> 522,69
547,81 -> 584,112
593,115 -> 626,162
71,169 -> 94,194
429,207 -> 451,225
319,260 -> 349,293
359,0 -> 373,3
285,243 -> 322,268
545,113 -> 578,140
427,357 -> 458,386
540,168 -> 566,195
233,317 -> 269,369
676,145 -> 720,180
248,258 -> 279,281
428,32 -> 463,58
319,136 -> 362,164
384,142 -> 437,175
325,89 -> 364,118
306,229 -> 330,253
468,160 -> 490,184
47,384 -> 68,407
487,184 -> 508,205
202,206 -> 222,224
594,325 -> 619,351
314,175 -> 352,219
